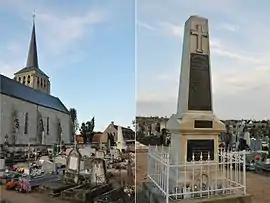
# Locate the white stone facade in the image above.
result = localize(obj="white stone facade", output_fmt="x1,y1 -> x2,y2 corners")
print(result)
0,94 -> 71,145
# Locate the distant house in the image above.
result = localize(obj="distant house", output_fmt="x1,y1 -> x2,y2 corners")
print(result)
103,121 -> 135,143
92,132 -> 106,144
76,132 -> 104,145
75,134 -> 84,144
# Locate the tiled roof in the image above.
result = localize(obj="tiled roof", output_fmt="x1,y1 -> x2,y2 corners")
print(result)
92,133 -> 103,143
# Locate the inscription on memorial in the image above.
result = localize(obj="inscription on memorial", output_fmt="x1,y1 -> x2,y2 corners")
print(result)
188,53 -> 212,111
194,120 -> 213,128
187,139 -> 214,161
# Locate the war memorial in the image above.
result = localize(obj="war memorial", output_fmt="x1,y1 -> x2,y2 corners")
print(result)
142,16 -> 252,203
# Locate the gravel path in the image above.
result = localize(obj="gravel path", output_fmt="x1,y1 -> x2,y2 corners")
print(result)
0,186 -> 68,203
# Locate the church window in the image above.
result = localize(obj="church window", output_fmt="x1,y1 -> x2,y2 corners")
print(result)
47,117 -> 49,135
27,75 -> 30,84
24,113 -> 28,135
23,76 -> 26,84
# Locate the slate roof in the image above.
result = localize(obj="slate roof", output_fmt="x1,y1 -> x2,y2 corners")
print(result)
14,21 -> 48,78
14,66 -> 49,78
0,74 -> 69,114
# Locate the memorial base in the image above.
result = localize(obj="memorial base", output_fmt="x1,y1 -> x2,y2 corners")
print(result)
142,182 -> 253,203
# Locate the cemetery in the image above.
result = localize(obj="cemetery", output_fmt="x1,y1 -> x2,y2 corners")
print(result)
136,15 -> 270,203
0,127 -> 135,203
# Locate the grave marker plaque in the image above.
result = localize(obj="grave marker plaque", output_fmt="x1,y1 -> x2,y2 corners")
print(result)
188,53 -> 212,111
187,139 -> 214,161
194,120 -> 213,128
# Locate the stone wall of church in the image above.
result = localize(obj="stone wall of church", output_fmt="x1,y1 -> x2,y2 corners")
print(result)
38,106 -> 71,144
0,94 -> 71,145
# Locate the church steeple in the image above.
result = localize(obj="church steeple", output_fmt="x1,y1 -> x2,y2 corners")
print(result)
14,11 -> 51,95
26,12 -> 39,69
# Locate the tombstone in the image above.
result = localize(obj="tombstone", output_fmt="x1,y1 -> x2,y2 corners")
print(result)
250,137 -> 262,152
96,150 -> 105,158
84,158 -> 107,185
116,126 -> 126,152
167,16 -> 226,184
0,145 -> 5,177
79,146 -> 95,157
244,131 -> 251,147
65,146 -> 82,184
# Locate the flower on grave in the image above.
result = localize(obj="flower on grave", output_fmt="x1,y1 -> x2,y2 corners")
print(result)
255,155 -> 262,160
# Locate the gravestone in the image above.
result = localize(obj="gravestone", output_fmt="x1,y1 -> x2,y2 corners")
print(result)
167,16 -> 226,183
65,146 -> 82,184
244,131 -> 251,147
116,126 -> 126,152
250,138 -> 262,151
88,158 -> 107,185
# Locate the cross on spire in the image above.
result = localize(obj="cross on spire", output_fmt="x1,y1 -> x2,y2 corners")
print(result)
26,10 -> 39,69
32,9 -> 36,23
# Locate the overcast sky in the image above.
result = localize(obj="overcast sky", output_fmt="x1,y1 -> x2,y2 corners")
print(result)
136,0 -> 270,120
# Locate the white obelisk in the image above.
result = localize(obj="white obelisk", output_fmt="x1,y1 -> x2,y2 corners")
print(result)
117,126 -> 126,152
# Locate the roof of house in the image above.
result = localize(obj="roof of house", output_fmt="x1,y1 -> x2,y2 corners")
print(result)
92,133 -> 104,143
76,134 -> 84,144
113,125 -> 135,140
0,74 -> 69,114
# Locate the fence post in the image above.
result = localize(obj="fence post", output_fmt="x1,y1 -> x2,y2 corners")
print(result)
166,163 -> 170,203
243,152 -> 246,194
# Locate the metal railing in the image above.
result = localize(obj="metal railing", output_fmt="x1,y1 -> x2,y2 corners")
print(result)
147,146 -> 246,203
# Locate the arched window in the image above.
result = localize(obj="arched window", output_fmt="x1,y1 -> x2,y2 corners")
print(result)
41,78 -> 43,87
24,113 -> 28,135
23,76 -> 26,84
37,77 -> 40,86
46,117 -> 49,135
44,80 -> 46,88
18,77 -> 21,82
27,75 -> 30,84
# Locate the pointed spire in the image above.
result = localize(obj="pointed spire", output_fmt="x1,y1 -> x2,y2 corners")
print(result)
26,10 -> 39,69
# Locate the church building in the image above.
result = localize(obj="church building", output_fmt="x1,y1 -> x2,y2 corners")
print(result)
0,19 -> 71,145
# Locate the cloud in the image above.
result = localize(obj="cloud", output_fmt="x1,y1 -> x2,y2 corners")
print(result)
6,42 -> 23,54
138,21 -> 155,31
137,2 -> 270,119
37,10 -> 108,55
0,62 -> 22,78
0,4 -> 109,77
160,22 -> 184,39
218,23 -> 239,32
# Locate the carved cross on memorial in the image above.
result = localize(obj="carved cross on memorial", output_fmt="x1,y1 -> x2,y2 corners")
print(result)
190,24 -> 208,53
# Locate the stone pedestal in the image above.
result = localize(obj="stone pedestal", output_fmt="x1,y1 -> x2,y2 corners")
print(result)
168,112 -> 225,165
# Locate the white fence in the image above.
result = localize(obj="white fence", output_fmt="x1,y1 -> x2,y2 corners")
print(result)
147,146 -> 246,203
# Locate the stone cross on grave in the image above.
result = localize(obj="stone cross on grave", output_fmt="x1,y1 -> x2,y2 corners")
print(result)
190,24 -> 208,53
